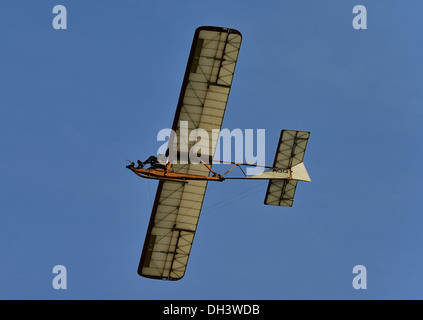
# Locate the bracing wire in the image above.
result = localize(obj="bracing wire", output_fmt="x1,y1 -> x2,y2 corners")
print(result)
202,181 -> 266,215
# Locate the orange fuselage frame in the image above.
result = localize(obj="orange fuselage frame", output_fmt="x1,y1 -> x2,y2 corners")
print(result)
129,165 -> 224,182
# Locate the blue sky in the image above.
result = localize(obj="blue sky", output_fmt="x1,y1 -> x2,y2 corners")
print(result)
1,0 -> 422,299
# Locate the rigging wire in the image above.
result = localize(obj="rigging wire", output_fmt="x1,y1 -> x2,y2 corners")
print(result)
202,181 -> 266,215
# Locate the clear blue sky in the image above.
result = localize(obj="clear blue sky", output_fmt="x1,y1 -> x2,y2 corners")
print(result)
1,0 -> 422,299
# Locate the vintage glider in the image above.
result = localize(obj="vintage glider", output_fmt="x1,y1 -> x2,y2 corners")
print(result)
126,26 -> 311,280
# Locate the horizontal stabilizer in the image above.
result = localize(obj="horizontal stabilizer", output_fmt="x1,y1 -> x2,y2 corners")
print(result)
265,179 -> 298,207
264,130 -> 310,207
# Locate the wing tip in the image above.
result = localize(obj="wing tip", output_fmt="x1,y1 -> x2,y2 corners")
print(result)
137,268 -> 186,281
195,25 -> 242,38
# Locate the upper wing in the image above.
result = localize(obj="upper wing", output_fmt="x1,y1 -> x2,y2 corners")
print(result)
169,26 -> 242,163
138,26 -> 242,280
264,130 -> 310,207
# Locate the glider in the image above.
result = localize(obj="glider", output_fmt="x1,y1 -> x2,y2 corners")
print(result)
126,26 -> 311,280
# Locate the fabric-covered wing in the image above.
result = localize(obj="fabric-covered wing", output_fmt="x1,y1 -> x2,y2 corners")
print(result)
169,26 -> 242,163
138,26 -> 242,280
264,130 -> 310,207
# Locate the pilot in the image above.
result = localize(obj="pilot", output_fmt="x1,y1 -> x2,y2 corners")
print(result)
137,156 -> 157,168
136,154 -> 167,169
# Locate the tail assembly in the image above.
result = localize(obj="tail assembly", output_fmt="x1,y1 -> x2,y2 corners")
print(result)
264,130 -> 310,207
